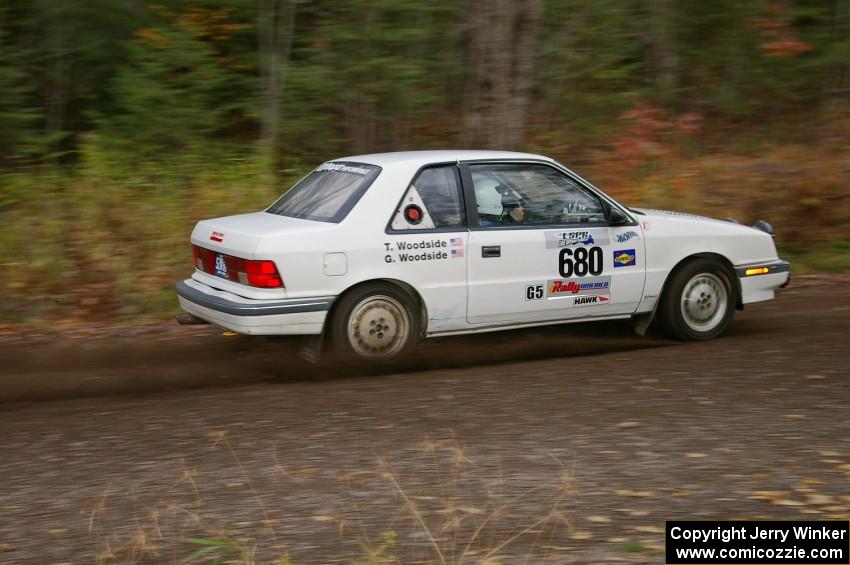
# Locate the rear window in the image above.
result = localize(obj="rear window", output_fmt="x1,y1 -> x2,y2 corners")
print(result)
266,161 -> 380,223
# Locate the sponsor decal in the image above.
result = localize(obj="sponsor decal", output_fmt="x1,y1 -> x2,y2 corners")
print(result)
614,230 -> 639,243
573,294 -> 609,307
210,231 -> 224,243
214,254 -> 228,278
640,220 -> 651,231
545,229 -> 609,249
316,162 -> 371,175
525,284 -> 544,301
613,249 -> 636,268
547,276 -> 611,297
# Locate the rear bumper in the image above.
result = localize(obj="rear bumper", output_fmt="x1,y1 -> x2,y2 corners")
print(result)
176,279 -> 334,335
735,259 -> 790,304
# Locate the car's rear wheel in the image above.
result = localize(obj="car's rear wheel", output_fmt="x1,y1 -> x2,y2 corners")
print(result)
658,258 -> 735,340
331,283 -> 419,360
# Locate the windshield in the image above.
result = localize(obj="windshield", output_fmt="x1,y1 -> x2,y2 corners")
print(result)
266,161 -> 380,223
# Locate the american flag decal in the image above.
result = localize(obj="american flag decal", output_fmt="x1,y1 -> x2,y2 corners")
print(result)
450,237 -> 463,246
451,248 -> 464,258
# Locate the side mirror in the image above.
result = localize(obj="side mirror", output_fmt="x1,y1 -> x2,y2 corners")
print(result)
608,207 -> 629,226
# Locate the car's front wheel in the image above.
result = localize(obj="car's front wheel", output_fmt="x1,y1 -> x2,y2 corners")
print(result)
658,259 -> 735,340
331,283 -> 419,360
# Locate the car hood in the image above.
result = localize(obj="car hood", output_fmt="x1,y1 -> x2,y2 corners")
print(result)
631,207 -> 731,225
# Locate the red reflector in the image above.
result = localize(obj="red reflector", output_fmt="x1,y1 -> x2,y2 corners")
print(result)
191,245 -> 283,288
404,204 -> 423,224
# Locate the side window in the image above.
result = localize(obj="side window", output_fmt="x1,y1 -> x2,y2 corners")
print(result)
391,165 -> 465,230
469,163 -> 606,227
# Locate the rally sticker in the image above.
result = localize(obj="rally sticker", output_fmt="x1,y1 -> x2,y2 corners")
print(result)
547,276 -> 611,298
545,228 -> 609,249
614,230 -> 639,243
316,162 -> 372,175
613,249 -> 636,268
573,294 -> 610,307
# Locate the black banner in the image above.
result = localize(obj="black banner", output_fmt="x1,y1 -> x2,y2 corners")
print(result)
666,521 -> 850,564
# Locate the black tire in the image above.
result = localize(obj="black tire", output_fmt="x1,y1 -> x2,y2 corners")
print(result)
657,258 -> 735,340
330,282 -> 420,361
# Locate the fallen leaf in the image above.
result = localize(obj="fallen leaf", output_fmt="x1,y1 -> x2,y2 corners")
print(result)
586,515 -> 612,523
686,453 -> 707,458
459,507 -> 484,514
617,421 -> 641,429
773,498 -> 805,507
570,530 -> 593,540
631,526 -> 664,534
630,510 -> 650,517
294,467 -> 319,475
616,489 -> 652,498
819,450 -> 841,457
806,493 -> 835,505
311,515 -> 335,522
750,490 -> 786,501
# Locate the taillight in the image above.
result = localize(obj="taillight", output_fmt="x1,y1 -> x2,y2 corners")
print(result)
191,245 -> 284,288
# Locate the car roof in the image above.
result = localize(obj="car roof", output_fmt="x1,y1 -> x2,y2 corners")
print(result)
331,150 -> 554,168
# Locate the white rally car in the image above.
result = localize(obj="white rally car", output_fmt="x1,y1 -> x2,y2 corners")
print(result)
176,150 -> 789,360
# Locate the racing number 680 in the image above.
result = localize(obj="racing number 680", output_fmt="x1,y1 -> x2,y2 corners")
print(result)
559,246 -> 603,277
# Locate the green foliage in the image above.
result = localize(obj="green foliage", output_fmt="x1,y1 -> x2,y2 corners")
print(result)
0,6 -> 40,160
0,0 -> 847,322
782,239 -> 850,274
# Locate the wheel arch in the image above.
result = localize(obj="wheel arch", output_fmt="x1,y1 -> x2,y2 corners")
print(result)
322,277 -> 429,339
660,252 -> 742,310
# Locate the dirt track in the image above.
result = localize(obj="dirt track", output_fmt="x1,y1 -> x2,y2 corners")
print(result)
1,278 -> 849,563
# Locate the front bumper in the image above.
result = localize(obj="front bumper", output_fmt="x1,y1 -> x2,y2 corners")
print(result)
176,279 -> 334,335
735,259 -> 790,304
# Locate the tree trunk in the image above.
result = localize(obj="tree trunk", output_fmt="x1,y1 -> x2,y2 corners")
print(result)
41,0 -> 70,152
461,0 -> 543,149
258,0 -> 295,156
649,0 -> 679,106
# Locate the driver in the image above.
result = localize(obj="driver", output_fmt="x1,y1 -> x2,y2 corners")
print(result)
499,187 -> 526,223
473,176 -> 525,225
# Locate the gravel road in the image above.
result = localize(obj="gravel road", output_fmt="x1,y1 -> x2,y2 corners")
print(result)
1,279 -> 848,564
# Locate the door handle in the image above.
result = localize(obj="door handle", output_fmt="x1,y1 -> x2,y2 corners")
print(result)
481,245 -> 501,258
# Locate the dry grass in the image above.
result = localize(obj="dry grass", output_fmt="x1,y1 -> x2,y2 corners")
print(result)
83,434 -> 579,564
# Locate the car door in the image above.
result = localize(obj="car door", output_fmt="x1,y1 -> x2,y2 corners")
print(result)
461,161 -> 645,326
384,163 -> 469,333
